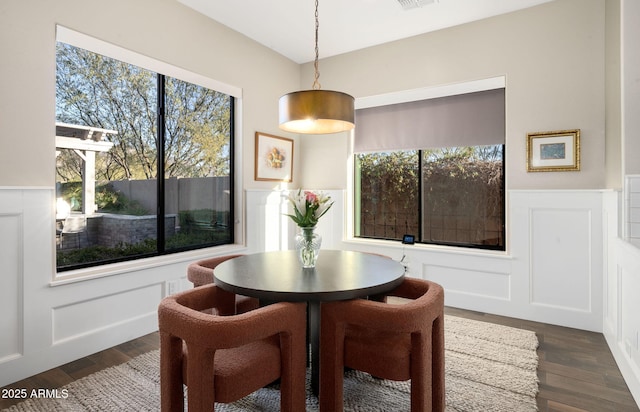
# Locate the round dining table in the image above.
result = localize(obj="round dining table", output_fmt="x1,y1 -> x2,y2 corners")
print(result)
213,249 -> 406,396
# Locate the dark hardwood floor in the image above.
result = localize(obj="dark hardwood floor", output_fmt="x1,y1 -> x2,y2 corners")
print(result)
1,307 -> 638,411
445,307 -> 639,412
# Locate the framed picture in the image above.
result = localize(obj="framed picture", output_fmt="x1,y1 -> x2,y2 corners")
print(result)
254,132 -> 294,182
526,129 -> 580,172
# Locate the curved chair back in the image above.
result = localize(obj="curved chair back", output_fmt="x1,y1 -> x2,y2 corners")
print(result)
186,255 -> 259,314
158,284 -> 307,412
187,255 -> 244,287
320,277 -> 445,412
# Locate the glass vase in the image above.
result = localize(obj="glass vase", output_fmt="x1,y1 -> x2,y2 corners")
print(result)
295,226 -> 322,268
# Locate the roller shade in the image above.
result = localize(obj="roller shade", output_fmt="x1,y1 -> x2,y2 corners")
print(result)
354,88 -> 505,152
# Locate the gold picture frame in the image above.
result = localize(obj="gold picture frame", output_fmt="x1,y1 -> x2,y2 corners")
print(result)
254,132 -> 294,182
526,129 -> 580,172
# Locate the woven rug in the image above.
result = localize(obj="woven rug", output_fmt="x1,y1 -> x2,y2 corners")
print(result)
3,315 -> 539,411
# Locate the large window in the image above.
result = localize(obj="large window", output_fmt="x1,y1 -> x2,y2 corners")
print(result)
55,38 -> 235,271
355,145 -> 504,249
354,85 -> 505,251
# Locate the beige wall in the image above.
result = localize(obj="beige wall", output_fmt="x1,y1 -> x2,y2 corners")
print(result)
0,0 -> 300,190
605,0 -> 622,189
0,0 -> 623,192
299,0 -> 610,190
622,0 -> 640,176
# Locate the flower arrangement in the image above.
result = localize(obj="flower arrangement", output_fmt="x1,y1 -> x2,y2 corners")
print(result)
286,189 -> 334,228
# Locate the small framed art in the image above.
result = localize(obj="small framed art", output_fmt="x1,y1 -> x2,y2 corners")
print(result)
254,132 -> 294,182
526,129 -> 580,172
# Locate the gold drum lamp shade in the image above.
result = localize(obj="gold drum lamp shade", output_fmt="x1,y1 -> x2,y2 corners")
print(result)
279,89 -> 354,134
278,0 -> 355,135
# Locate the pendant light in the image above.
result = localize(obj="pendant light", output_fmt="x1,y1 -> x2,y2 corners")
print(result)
279,0 -> 355,134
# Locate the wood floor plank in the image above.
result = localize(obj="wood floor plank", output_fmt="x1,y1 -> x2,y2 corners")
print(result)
546,372 -> 638,406
539,359 -> 607,385
446,307 -> 639,412
547,399 -> 593,412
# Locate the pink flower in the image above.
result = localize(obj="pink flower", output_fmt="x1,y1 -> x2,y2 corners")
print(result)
305,191 -> 317,204
286,189 -> 334,228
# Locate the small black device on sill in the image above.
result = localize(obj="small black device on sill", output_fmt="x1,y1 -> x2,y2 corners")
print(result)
402,234 -> 415,245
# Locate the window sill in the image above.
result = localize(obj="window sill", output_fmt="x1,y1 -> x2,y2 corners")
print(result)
343,237 -> 511,260
50,244 -> 248,287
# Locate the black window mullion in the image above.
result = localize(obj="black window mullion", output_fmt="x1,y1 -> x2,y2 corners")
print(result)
418,150 -> 423,242
228,95 -> 235,244
157,73 -> 166,253
500,144 -> 506,248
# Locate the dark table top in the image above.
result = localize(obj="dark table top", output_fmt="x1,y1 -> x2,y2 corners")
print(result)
213,250 -> 405,302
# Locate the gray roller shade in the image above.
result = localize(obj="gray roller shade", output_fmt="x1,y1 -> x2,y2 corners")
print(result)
354,88 -> 505,152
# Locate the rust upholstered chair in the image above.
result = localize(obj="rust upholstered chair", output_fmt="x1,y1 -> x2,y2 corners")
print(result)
158,284 -> 307,412
187,255 -> 259,314
320,277 -> 445,412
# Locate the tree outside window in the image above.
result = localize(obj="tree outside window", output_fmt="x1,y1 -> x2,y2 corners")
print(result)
55,42 -> 234,270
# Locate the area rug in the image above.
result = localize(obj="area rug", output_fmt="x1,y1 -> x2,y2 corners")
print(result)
2,315 -> 539,412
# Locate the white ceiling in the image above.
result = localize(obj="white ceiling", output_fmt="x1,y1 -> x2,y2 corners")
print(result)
178,0 -> 554,64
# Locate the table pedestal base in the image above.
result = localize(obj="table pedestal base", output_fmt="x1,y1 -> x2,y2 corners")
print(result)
308,301 -> 320,397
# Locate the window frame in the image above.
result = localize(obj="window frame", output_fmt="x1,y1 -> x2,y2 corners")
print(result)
347,77 -> 507,254
54,26 -> 245,280
354,145 -> 505,251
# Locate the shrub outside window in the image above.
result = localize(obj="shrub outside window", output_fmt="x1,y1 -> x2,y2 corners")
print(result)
355,145 -> 505,250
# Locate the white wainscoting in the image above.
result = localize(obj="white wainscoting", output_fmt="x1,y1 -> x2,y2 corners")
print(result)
421,251 -> 512,304
606,239 -> 640,404
51,284 -> 163,345
0,207 -> 22,365
3,186 -> 638,403
604,189 -> 640,404
245,190 -> 291,253
0,187 -> 246,387
344,190 -> 606,332
508,190 -> 604,331
244,189 -> 344,254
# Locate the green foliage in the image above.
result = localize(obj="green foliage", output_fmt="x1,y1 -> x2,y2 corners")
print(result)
422,150 -> 503,217
57,182 -> 83,211
56,239 -> 157,267
178,209 -> 229,232
285,190 -> 333,228
165,228 -> 231,249
55,43 -> 235,269
56,218 -> 231,268
56,42 -> 232,182
165,78 -> 232,177
95,183 -> 150,215
357,151 -> 419,238
357,146 -> 504,248
57,182 -> 149,215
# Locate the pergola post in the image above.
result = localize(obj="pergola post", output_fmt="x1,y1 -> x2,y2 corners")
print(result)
83,151 -> 96,214
55,123 -> 116,216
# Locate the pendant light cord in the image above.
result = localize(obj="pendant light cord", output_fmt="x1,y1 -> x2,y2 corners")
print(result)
278,0 -> 354,134
312,0 -> 321,90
